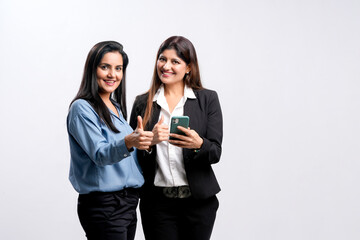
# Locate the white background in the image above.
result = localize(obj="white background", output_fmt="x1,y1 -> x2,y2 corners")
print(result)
1,0 -> 359,239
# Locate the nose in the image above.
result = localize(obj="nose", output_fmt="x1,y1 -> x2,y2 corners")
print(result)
163,62 -> 170,70
107,68 -> 115,78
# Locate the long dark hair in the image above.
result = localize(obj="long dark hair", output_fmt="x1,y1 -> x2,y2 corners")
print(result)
143,36 -> 203,129
70,41 -> 129,133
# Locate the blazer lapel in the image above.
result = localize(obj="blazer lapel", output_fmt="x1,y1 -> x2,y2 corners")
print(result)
149,103 -> 161,130
184,91 -> 201,132
184,98 -> 197,121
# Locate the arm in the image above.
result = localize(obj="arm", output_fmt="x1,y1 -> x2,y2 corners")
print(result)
169,91 -> 223,165
195,91 -> 222,164
68,101 -> 152,166
125,116 -> 153,150
68,113 -> 132,166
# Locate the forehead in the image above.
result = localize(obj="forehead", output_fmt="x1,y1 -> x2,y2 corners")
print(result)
159,49 -> 180,59
100,51 -> 123,64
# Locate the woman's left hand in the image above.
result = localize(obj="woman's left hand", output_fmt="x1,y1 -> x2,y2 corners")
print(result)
168,126 -> 203,149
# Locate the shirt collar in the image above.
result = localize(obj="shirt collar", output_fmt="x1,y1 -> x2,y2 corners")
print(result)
153,84 -> 196,102
184,84 -> 196,99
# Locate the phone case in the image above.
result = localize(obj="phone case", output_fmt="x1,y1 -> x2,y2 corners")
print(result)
169,116 -> 189,140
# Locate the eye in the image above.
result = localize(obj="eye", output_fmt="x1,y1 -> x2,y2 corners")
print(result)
116,66 -> 122,71
158,57 -> 166,62
100,65 -> 108,70
172,60 -> 180,64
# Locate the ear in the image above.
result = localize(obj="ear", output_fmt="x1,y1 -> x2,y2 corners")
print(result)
186,65 -> 191,74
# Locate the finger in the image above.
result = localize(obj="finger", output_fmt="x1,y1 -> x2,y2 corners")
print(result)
139,141 -> 152,146
139,134 -> 153,141
137,116 -> 143,130
168,140 -> 187,148
138,145 -> 151,150
158,115 -> 164,125
140,138 -> 154,144
169,133 -> 189,141
168,139 -> 181,144
141,131 -> 154,137
139,135 -> 152,141
159,137 -> 169,142
159,131 -> 170,138
158,125 -> 169,130
177,126 -> 191,135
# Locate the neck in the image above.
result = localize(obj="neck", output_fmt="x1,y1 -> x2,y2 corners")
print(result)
99,93 -> 112,105
164,82 -> 185,97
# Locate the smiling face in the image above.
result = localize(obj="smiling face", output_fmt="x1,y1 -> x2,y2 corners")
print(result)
96,51 -> 123,99
157,49 -> 190,87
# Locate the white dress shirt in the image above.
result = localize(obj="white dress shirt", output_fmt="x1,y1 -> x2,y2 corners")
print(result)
153,84 -> 196,187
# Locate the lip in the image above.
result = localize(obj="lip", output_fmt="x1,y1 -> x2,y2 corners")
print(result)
103,79 -> 116,86
161,71 -> 174,77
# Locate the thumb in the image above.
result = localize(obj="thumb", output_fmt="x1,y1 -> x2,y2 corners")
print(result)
158,115 -> 164,125
137,116 -> 143,130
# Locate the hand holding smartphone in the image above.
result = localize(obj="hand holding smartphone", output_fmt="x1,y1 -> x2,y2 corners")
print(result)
169,116 -> 189,140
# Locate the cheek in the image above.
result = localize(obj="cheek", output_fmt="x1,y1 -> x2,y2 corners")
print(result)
117,72 -> 123,80
96,69 -> 105,80
176,66 -> 187,75
156,64 -> 162,75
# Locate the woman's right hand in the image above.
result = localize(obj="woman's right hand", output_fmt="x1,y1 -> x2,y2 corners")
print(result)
125,116 -> 154,150
151,115 -> 169,145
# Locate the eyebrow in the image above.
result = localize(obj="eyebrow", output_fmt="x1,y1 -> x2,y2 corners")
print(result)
159,55 -> 181,61
99,63 -> 123,67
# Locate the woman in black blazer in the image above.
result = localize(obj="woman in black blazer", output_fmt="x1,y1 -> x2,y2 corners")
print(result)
130,36 -> 223,240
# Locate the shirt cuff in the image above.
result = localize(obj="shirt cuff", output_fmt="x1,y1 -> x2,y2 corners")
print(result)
193,136 -> 204,152
116,138 -> 133,159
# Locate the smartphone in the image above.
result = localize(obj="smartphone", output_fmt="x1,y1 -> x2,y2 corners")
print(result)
169,116 -> 189,140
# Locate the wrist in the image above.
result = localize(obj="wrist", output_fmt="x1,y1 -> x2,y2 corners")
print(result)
124,135 -> 133,150
197,137 -> 204,149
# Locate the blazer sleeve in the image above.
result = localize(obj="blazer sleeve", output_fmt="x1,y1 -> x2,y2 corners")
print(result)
130,95 -> 146,130
129,97 -> 139,130
189,90 -> 223,165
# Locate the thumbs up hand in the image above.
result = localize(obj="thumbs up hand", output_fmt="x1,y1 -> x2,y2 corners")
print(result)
125,116 -> 154,150
151,115 -> 169,145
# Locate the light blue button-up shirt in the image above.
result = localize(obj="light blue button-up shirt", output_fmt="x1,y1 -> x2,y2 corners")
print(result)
67,99 -> 144,194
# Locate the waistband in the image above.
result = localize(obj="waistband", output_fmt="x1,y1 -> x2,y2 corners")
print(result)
79,187 -> 140,198
154,186 -> 191,199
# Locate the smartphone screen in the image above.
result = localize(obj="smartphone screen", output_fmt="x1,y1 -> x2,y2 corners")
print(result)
169,116 -> 189,140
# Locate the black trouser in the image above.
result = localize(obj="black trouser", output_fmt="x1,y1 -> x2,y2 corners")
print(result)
77,188 -> 139,240
140,189 -> 219,240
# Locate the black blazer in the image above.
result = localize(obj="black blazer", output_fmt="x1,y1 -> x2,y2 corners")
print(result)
129,88 -> 223,200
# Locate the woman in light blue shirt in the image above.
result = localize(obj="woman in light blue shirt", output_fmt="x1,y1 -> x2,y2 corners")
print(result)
67,41 -> 153,240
